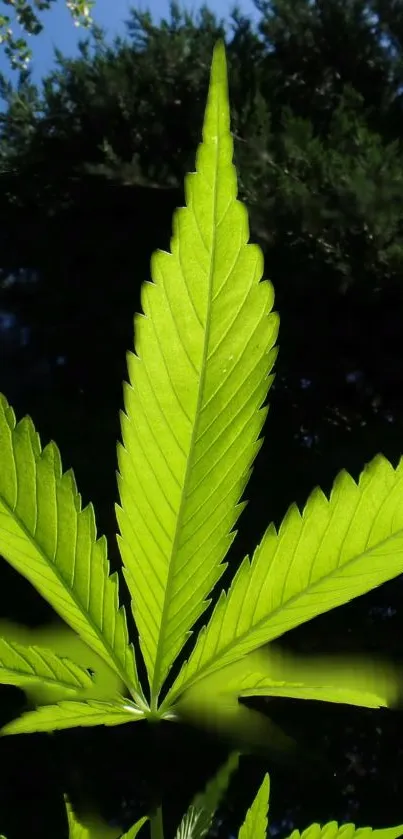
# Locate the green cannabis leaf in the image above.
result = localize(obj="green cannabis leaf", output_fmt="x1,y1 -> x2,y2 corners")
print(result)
1,698 -> 143,734
238,773 -> 269,839
0,619 -> 127,704
0,635 -> 93,693
0,394 -> 144,708
2,772 -> 403,839
63,765 -> 403,839
174,752 -> 239,839
118,819 -> 149,839
176,645 -> 403,719
0,39 -> 403,769
116,37 -> 278,703
65,794 -> 148,839
166,453 -> 403,706
65,795 -> 99,839
285,825 -> 403,839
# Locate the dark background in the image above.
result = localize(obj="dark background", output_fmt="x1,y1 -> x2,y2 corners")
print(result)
1,1 -> 403,836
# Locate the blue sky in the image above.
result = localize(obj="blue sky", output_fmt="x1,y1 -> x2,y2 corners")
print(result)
0,0 -> 261,85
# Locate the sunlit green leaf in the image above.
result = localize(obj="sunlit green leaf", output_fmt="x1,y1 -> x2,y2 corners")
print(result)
64,793 -> 148,839
119,817 -> 149,839
175,752 -> 239,839
1,699 -> 144,735
238,774 -> 269,839
168,455 -> 403,703
116,39 -> 278,700
0,396 -> 143,707
0,635 -> 93,693
65,794 -> 121,839
285,823 -> 403,839
0,620 -> 126,704
176,646 -> 403,711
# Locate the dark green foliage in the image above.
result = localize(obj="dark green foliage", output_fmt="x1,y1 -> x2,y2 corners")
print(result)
2,0 -> 403,293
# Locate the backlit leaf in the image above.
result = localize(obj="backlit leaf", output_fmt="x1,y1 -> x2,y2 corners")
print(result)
168,455 -> 403,702
238,774 -> 270,839
1,699 -> 144,734
0,395 -> 143,707
177,646 -> 403,711
116,39 -> 278,700
175,752 -> 239,839
0,635 -> 93,693
285,823 -> 403,839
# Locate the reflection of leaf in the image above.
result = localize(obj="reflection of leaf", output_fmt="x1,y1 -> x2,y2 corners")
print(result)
179,646 -> 403,710
175,752 -> 239,839
236,649 -> 403,708
238,774 -> 269,839
177,683 -> 298,762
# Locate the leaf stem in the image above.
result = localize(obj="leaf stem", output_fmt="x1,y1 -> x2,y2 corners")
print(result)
150,806 -> 164,839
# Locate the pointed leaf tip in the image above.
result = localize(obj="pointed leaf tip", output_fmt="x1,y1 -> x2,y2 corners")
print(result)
238,773 -> 270,839
117,37 -> 278,701
212,39 -> 227,79
175,751 -> 239,838
204,38 -> 229,142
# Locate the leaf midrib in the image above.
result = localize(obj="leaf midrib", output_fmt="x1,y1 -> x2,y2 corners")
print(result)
151,141 -> 221,703
0,658 -> 87,691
